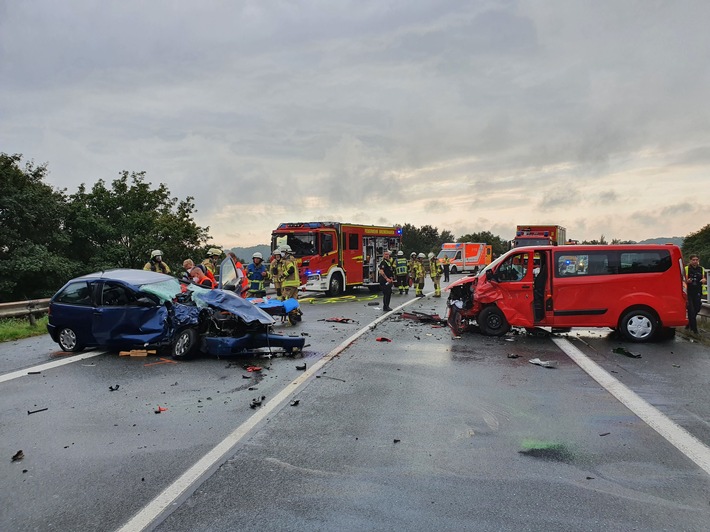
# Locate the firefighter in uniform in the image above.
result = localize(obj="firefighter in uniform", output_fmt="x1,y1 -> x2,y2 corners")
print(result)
414,253 -> 427,297
395,250 -> 409,295
428,252 -> 443,297
685,254 -> 707,334
408,252 -> 417,292
202,248 -> 222,277
246,252 -> 268,297
278,245 -> 302,322
270,249 -> 283,297
144,250 -> 171,274
443,255 -> 451,282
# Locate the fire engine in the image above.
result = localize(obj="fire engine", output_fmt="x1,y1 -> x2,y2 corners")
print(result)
271,222 -> 402,295
513,225 -> 567,248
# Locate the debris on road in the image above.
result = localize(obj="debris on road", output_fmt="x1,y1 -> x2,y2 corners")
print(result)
393,439 -> 401,444
154,406 -> 168,414
599,432 -> 610,437
250,395 -> 266,408
290,400 -> 300,406
11,450 -> 24,462
296,363 -> 307,371
245,365 -> 263,372
507,353 -> 521,359
119,349 -> 157,357
528,358 -> 558,369
321,317 -> 356,323
376,337 -> 392,342
672,364 -> 680,368
109,385 -> 120,392
27,371 -> 41,375
613,347 -> 641,358
400,311 -> 443,323
27,407 -> 48,415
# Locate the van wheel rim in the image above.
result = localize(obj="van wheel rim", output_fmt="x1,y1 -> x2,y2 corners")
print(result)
627,316 -> 652,339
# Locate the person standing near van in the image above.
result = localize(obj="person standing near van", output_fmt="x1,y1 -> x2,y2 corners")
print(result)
378,250 -> 395,311
443,255 -> 451,282
685,254 -> 706,334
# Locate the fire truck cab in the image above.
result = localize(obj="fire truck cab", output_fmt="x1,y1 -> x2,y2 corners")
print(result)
271,222 -> 402,295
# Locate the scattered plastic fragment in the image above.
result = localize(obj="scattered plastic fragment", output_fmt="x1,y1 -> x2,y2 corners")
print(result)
528,358 -> 558,368
393,439 -> 401,444
322,317 -> 355,323
27,371 -> 41,375
27,407 -> 48,415
11,450 -> 24,462
245,366 -> 263,372
109,384 -> 120,392
507,353 -> 521,359
154,406 -> 168,414
672,364 -> 680,368
612,347 -> 641,358
296,363 -> 307,371
250,395 -> 266,408
290,400 -> 300,406
242,374 -> 251,379
376,337 -> 392,342
599,432 -> 610,437
400,311 -> 442,323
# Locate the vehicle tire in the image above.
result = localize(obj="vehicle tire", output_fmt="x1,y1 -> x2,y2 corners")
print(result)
450,265 -> 458,274
58,327 -> 84,352
478,306 -> 511,336
326,273 -> 343,296
619,309 -> 658,342
448,307 -> 466,336
172,328 -> 198,359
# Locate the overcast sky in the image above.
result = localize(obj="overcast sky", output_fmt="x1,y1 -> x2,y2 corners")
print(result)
2,0 -> 709,247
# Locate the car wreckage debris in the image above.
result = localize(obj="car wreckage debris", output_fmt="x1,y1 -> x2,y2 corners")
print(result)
376,337 -> 392,342
109,385 -> 120,391
613,347 -> 641,358
250,395 -> 266,408
400,311 -> 443,323
11,450 -> 24,462
507,353 -> 521,359
296,363 -> 307,371
154,406 -> 168,414
27,407 -> 48,415
320,317 -> 356,323
290,400 -> 300,406
528,358 -> 558,368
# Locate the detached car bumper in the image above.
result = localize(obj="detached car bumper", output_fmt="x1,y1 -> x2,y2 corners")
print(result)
202,333 -> 305,355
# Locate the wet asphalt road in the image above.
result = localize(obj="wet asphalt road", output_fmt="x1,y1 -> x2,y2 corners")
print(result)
2,278 -> 710,531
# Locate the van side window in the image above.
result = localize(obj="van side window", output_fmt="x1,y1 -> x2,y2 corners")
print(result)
619,251 -> 671,274
555,252 -> 611,276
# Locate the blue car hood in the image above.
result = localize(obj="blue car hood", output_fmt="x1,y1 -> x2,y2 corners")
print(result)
191,288 -> 275,325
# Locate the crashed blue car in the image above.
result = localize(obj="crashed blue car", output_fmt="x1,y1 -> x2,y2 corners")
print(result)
47,269 -> 305,359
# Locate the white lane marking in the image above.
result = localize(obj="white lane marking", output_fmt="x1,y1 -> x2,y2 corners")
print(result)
553,337 -> 710,476
116,295 -> 428,532
0,351 -> 106,384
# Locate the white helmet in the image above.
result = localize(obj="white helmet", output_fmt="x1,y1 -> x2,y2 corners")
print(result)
208,247 -> 222,257
397,250 -> 404,256
150,249 -> 163,259
272,248 -> 282,256
252,252 -> 263,260
428,252 -> 435,259
418,253 -> 426,258
281,245 -> 292,254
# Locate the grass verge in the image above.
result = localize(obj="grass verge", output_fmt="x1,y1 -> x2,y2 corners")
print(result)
0,316 -> 49,342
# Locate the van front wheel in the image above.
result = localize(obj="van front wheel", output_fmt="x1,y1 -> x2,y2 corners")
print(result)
619,309 -> 657,342
478,306 -> 510,336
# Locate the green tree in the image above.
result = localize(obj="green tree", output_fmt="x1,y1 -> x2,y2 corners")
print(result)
64,171 -> 211,275
0,154 -> 75,302
457,231 -> 509,259
682,224 -> 710,266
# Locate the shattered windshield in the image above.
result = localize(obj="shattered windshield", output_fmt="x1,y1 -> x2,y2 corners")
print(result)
139,278 -> 183,303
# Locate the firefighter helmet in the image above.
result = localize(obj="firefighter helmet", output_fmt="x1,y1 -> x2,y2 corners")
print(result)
418,253 -> 426,258
281,245 -> 292,254
252,252 -> 263,260
410,252 -> 416,258
428,252 -> 435,259
208,247 -> 222,256
272,248 -> 282,256
150,249 -> 163,259
397,250 -> 404,256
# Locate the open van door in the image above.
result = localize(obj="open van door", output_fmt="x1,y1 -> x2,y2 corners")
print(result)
486,250 -> 536,327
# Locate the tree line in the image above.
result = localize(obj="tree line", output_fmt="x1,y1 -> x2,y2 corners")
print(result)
2,152 -> 708,302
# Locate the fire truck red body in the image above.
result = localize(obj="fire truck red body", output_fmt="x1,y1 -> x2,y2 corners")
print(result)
271,222 -> 402,295
513,225 -> 567,247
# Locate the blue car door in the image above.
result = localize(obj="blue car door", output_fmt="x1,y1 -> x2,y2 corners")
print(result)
92,281 -> 169,348
51,280 -> 99,347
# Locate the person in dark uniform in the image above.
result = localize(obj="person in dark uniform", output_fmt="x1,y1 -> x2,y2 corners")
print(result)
685,254 -> 706,334
378,250 -> 395,312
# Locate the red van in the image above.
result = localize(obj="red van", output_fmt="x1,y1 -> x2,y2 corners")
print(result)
446,244 -> 688,342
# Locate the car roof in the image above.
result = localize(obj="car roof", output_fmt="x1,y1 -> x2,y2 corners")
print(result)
73,269 -> 175,285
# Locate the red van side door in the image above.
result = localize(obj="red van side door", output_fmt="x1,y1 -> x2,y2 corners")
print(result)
490,250 -> 536,327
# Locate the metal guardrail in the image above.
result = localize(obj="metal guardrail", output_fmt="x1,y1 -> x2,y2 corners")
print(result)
0,299 -> 51,320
